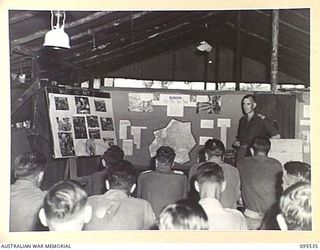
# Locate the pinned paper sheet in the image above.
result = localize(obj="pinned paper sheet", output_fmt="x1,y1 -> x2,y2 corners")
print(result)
300,119 -> 310,126
196,95 -> 208,102
122,139 -> 133,156
303,105 -> 310,118
119,120 -> 131,139
200,119 -> 214,129
199,136 -> 213,145
167,104 -> 184,117
93,78 -> 101,89
131,126 -> 147,149
217,118 -> 231,128
217,118 -> 231,147
301,130 -> 310,153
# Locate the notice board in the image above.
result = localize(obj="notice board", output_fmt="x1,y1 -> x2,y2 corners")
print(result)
46,87 -> 117,158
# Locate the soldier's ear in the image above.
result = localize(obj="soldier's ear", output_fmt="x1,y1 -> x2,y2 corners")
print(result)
194,181 -> 200,192
105,180 -> 110,190
253,102 -> 257,109
38,208 -> 48,227
276,214 -> 288,231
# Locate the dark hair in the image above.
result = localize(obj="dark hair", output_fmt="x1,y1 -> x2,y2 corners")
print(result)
103,145 -> 124,165
159,199 -> 209,230
279,182 -> 311,230
156,146 -> 176,165
251,137 -> 271,154
14,152 -> 46,178
107,160 -> 137,190
242,94 -> 257,103
284,161 -> 311,181
204,138 -> 225,156
43,180 -> 88,222
195,162 -> 224,184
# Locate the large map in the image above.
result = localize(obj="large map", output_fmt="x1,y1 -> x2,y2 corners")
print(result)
149,119 -> 196,164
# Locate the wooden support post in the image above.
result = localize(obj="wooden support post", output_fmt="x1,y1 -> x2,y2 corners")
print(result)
214,25 -> 220,90
65,157 -> 78,180
271,10 -> 279,93
233,11 -> 242,91
204,52 -> 208,90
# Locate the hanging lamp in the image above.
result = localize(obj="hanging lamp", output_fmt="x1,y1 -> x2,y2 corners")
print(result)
43,11 -> 70,49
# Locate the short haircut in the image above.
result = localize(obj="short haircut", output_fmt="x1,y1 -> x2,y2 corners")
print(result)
204,138 -> 225,156
284,161 -> 311,182
103,145 -> 124,165
242,94 -> 257,103
195,162 -> 224,184
279,182 -> 312,230
159,199 -> 209,230
43,180 -> 88,222
107,160 -> 137,190
251,137 -> 271,154
156,146 -> 176,165
14,152 -> 46,178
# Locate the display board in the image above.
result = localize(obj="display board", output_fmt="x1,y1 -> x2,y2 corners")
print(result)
46,87 -> 117,158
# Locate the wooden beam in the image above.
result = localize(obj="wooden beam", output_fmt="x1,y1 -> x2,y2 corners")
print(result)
233,11 -> 242,91
9,11 -> 36,25
11,11 -> 111,46
11,81 -> 41,116
271,10 -> 279,93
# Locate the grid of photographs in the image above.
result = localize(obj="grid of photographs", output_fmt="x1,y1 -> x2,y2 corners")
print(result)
48,90 -> 117,158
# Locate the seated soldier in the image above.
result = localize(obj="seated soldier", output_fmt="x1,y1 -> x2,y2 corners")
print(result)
10,152 -> 47,232
39,180 -> 92,231
237,137 -> 282,229
137,146 -> 188,218
276,182 -> 311,231
84,160 -> 156,230
195,162 -> 247,230
260,161 -> 311,230
188,138 -> 240,209
75,145 -> 124,196
158,199 -> 209,230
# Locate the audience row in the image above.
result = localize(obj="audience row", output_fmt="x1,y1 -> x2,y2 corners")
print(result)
9,137 -> 311,232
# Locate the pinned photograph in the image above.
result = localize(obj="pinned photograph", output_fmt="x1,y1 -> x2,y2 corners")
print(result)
100,117 -> 114,131
86,115 -> 99,128
128,93 -> 153,112
73,116 -> 88,139
56,117 -> 72,131
196,95 -> 221,114
94,99 -> 107,112
153,93 -> 160,101
103,137 -> 115,146
85,138 -> 96,156
54,97 -> 69,111
58,132 -> 75,157
75,96 -> 91,114
88,129 -> 101,139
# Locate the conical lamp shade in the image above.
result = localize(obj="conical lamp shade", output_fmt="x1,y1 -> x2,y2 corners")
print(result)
43,28 -> 70,49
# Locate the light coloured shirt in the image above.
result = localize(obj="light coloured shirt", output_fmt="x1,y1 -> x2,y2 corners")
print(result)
84,189 -> 156,230
199,198 -> 247,231
10,180 -> 46,232
188,159 -> 241,209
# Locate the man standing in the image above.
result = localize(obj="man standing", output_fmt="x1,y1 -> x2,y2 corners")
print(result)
188,138 -> 240,209
194,162 -> 247,230
233,94 -> 280,163
10,152 -> 47,231
237,137 -> 282,229
137,146 -> 187,218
